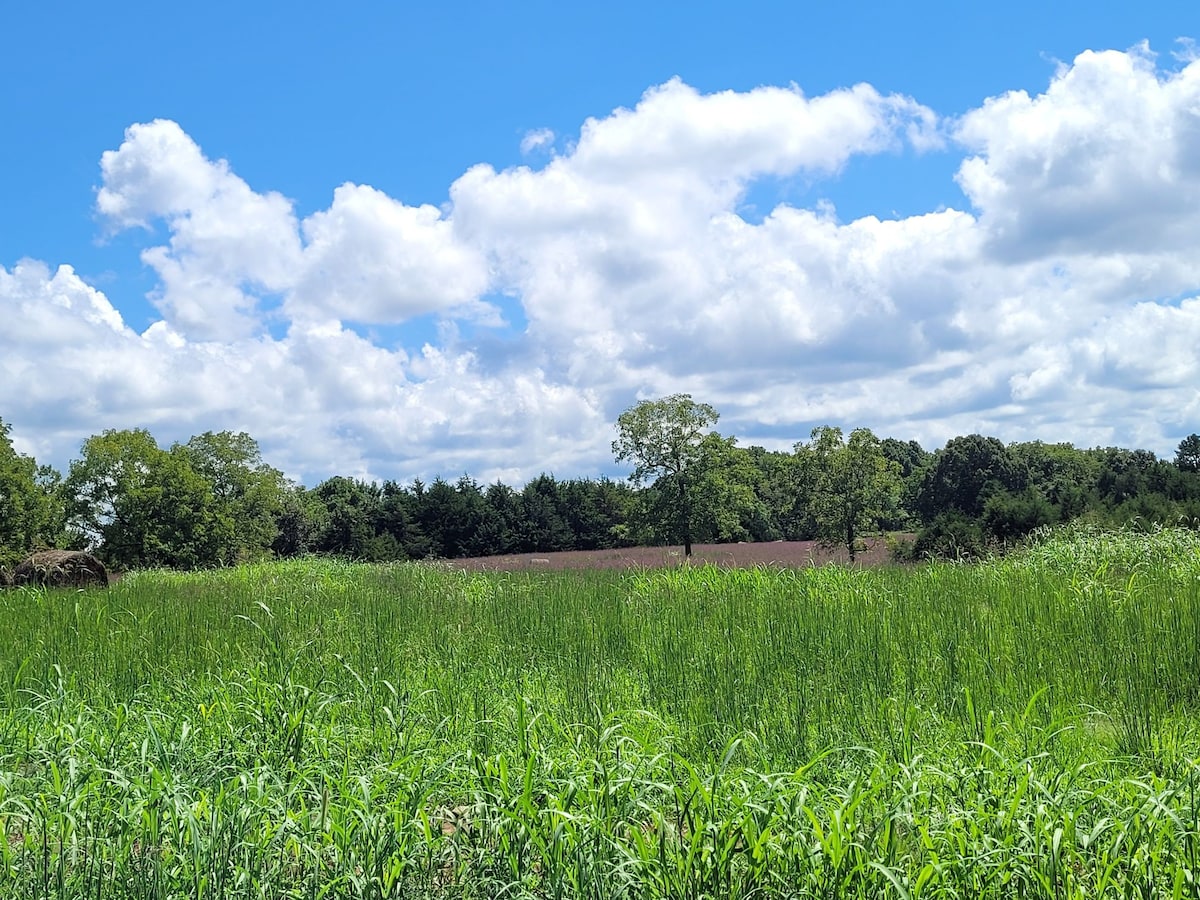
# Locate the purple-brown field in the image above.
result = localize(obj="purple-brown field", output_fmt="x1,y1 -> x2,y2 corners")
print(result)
449,536 -> 897,572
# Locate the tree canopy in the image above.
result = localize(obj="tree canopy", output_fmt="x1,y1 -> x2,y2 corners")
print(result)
63,430 -> 222,570
1177,434 -> 1200,474
1,409 -> 1198,571
175,431 -> 287,564
0,418 -> 61,566
612,394 -> 721,556
797,426 -> 901,560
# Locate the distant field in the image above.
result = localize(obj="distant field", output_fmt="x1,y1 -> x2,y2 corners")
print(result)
451,536 -> 896,572
1,526 -> 1199,897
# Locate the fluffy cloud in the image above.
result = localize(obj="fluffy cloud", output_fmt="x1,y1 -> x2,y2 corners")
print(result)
520,128 -> 555,156
0,260 -> 606,483
449,78 -> 944,394
3,51 -> 1200,484
290,183 -> 491,325
956,44 -> 1200,265
97,121 -> 490,340
567,78 -> 936,186
99,121 -> 304,340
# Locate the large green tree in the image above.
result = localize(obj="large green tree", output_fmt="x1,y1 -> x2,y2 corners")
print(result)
740,445 -> 806,540
1176,434 -> 1200,474
63,429 -> 221,570
272,482 -> 327,558
174,431 -> 286,563
691,435 -> 769,544
612,394 -> 720,557
520,475 -> 573,553
1009,441 -> 1097,522
878,437 -> 931,530
0,418 -> 62,566
915,434 -> 1025,523
797,426 -> 901,561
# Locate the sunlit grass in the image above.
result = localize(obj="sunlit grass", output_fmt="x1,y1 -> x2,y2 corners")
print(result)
1,526 -> 1199,896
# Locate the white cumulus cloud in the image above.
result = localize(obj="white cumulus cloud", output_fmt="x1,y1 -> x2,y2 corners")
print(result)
955,44 -> 1200,264
290,183 -> 491,325
99,120 -> 304,340
3,53 -> 1199,484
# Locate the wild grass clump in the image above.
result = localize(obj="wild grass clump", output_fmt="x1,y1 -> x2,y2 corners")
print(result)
1,527 -> 1199,896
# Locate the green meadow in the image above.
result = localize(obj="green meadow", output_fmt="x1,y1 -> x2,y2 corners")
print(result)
2,526 -> 1200,897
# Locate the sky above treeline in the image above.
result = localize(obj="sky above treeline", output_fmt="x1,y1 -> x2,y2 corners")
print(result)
2,1 -> 1199,486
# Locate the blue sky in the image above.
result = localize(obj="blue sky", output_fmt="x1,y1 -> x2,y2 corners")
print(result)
2,2 -> 1199,484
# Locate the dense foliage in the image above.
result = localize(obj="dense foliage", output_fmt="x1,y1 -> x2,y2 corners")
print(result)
0,419 -> 63,567
612,393 -> 722,556
1,409 -> 1199,570
1,528 -> 1199,896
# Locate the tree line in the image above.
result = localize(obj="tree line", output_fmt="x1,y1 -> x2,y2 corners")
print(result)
2,399 -> 1199,571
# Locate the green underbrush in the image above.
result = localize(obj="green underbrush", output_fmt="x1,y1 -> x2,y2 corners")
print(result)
2,526 -> 1199,897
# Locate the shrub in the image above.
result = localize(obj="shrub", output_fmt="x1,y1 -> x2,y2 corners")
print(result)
913,511 -> 987,560
982,489 -> 1057,542
885,532 -> 917,562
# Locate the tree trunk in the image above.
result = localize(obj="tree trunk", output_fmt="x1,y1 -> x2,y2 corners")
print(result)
679,474 -> 693,557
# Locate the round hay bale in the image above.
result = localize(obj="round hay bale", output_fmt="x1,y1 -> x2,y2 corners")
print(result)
11,550 -> 110,589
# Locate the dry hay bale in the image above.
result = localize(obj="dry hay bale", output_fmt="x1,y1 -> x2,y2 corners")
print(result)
11,550 -> 110,589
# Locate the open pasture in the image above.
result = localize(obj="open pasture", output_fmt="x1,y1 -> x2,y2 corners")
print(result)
2,527 -> 1200,897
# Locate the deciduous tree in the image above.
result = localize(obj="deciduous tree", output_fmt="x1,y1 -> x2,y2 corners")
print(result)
612,394 -> 720,557
174,431 -> 286,563
1176,433 -> 1200,474
798,426 -> 901,561
915,434 -> 1025,523
311,476 -> 380,558
63,429 -> 220,569
0,417 -> 62,565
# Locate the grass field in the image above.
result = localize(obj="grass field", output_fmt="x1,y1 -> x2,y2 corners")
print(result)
2,526 -> 1200,897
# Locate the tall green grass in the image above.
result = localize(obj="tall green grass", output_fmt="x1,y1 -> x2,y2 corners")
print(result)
1,526 -> 1199,896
